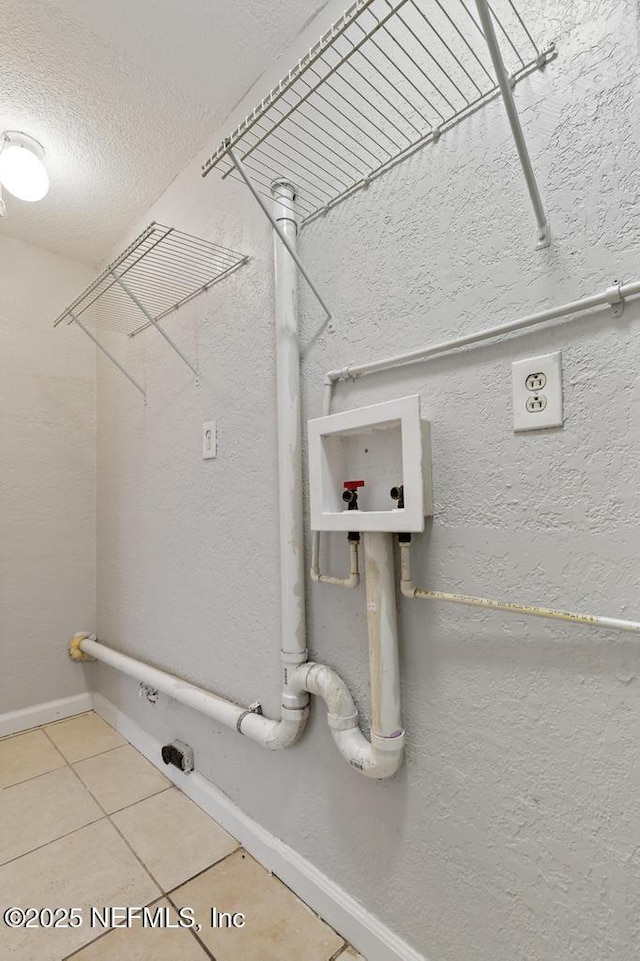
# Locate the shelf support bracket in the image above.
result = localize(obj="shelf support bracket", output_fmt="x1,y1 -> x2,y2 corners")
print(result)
228,147 -> 333,321
110,269 -> 200,378
475,0 -> 551,249
69,311 -> 146,397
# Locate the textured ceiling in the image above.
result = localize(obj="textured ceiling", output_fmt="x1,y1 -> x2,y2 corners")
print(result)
0,0 -> 329,264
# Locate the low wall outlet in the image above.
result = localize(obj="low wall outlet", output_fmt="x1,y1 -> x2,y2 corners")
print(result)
202,420 -> 217,459
512,351 -> 563,432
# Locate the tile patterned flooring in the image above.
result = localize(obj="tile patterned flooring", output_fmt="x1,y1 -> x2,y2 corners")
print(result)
0,712 -> 365,961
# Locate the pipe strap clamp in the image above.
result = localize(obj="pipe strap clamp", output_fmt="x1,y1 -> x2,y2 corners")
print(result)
236,701 -> 263,734
606,281 -> 624,317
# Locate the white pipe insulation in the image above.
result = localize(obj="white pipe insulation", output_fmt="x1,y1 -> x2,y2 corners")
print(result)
69,180 -> 405,779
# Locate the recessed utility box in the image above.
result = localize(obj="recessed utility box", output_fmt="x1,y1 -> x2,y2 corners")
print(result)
308,394 -> 432,532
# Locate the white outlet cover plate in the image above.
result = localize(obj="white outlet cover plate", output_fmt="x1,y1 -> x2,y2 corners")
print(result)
202,420 -> 217,459
512,351 -> 563,432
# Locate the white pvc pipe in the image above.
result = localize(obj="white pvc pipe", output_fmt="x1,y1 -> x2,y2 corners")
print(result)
291,663 -> 404,779
363,532 -> 402,738
69,182 -> 407,778
76,636 -> 306,749
311,537 -> 360,588
326,279 -> 640,384
272,181 -> 309,713
292,531 -> 404,779
399,542 -> 640,635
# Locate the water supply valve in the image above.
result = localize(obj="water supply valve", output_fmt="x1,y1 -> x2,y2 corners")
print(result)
342,479 -> 364,510
390,484 -> 405,509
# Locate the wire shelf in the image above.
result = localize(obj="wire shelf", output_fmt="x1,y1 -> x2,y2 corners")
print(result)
53,222 -> 249,337
202,0 -> 553,224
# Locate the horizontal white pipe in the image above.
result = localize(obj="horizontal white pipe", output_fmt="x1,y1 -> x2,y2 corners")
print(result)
399,543 -> 640,635
326,279 -> 640,383
311,537 -> 360,588
73,634 -> 403,774
76,636 -> 307,749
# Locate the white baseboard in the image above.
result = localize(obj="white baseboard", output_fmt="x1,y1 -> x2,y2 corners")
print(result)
93,692 -> 427,961
0,692 -> 94,738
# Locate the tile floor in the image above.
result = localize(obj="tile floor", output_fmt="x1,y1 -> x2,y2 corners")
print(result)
0,712 -> 365,961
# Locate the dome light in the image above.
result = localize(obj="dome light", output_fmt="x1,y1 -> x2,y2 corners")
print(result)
0,131 -> 49,202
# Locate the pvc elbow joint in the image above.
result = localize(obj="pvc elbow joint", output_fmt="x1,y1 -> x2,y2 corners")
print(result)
290,663 -> 404,779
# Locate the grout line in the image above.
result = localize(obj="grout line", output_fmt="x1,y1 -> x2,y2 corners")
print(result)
165,890 -> 219,961
1,759 -> 68,791
0,815 -> 108,870
42,711 -> 130,765
104,783 -> 173,816
63,757 -> 165,895
59,894 -> 172,961
44,742 -> 130,765
328,945 -> 349,961
165,845 -> 243,897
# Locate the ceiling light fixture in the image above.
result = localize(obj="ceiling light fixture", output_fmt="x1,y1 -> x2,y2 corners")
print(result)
0,131 -> 50,203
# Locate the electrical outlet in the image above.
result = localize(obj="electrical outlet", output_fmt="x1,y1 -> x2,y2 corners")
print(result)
202,420 -> 217,459
512,352 -> 563,431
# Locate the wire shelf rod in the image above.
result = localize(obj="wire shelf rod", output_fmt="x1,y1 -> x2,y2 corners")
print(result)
380,2 -> 465,111
257,137 -> 352,196
432,0 -> 493,82
306,57 -> 409,151
347,35 -> 437,131
228,148 -> 333,320
231,0 -> 413,169
383,9 -> 468,114
408,1 -> 483,97
128,258 -> 248,337
54,222 -> 249,391
506,0 -> 537,53
353,15 -> 445,124
110,270 -> 199,377
343,50 -> 424,138
486,0 -> 525,66
288,66 -> 395,161
222,93 -> 376,180
240,151 -> 332,208
70,312 -> 145,396
253,114 -> 366,182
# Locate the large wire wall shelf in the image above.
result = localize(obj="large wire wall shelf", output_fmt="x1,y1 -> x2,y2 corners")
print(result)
53,223 -> 249,396
202,0 -> 555,244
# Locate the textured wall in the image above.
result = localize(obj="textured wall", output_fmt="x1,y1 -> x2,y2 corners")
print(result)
0,0 -> 329,263
94,1 -> 640,957
0,235 -> 96,713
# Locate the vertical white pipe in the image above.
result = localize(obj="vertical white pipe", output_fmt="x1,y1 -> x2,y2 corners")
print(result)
272,181 -> 308,708
363,532 -> 402,738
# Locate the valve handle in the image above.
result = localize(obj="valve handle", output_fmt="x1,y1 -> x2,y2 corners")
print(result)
343,479 -> 365,491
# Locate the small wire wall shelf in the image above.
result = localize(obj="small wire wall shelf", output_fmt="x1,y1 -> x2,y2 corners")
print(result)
202,0 -> 555,226
53,223 -> 249,396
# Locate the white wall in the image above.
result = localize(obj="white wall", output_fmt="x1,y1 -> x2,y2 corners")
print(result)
93,1 -> 640,958
0,235 -> 96,714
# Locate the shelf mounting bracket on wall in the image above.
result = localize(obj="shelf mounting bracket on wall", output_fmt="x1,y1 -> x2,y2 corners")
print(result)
474,0 -> 550,248
53,223 -> 249,396
203,0 -> 555,250
228,147 -> 332,320
109,268 -> 200,378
